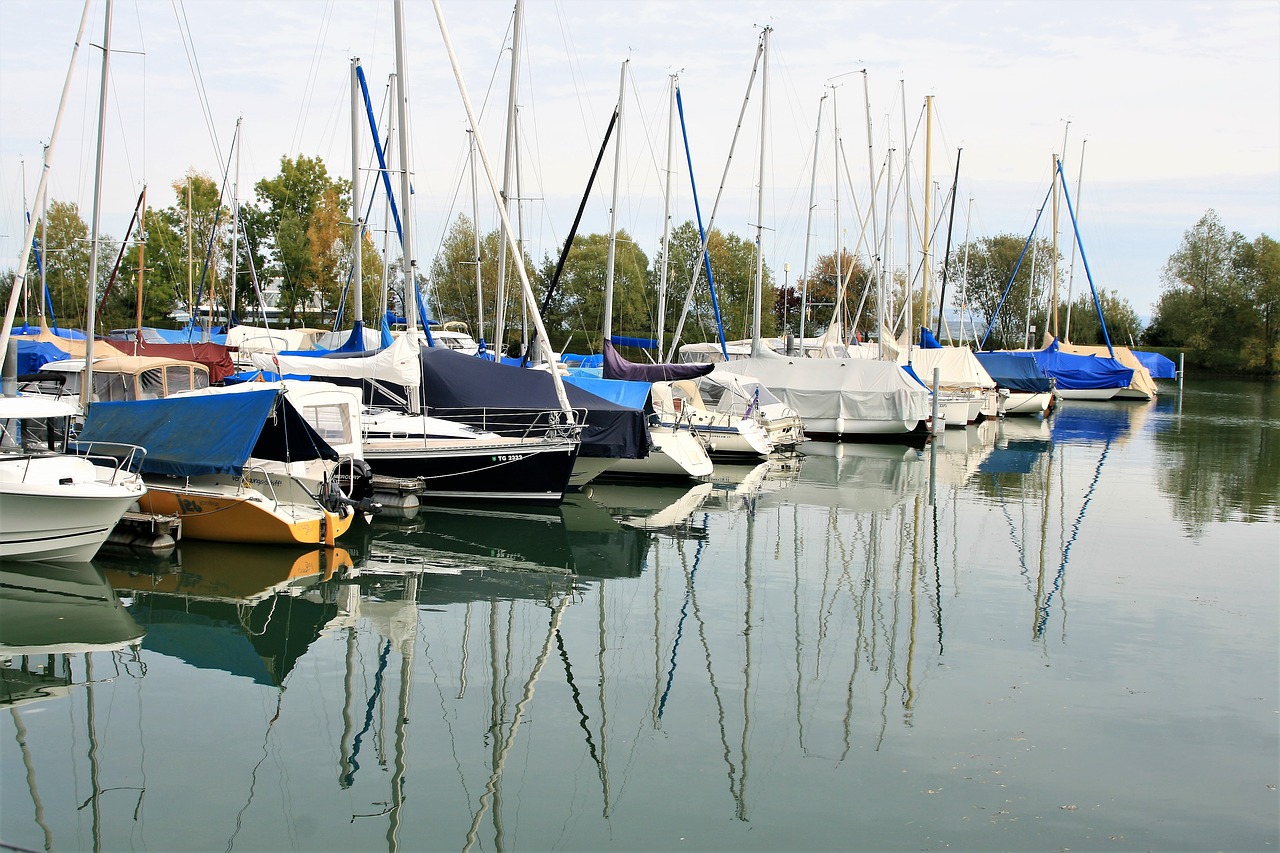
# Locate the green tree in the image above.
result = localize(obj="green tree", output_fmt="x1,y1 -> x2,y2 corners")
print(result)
653,221 -> 777,350
1234,233 -> 1280,373
24,200 -> 119,333
429,215 -> 537,350
538,230 -> 651,353
1146,210 -> 1260,372
790,250 -> 876,341
1064,288 -> 1142,347
952,234 -> 1058,349
253,155 -> 350,326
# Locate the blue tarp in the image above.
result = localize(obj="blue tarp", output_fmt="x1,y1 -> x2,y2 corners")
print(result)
562,373 -> 653,409
562,353 -> 604,368
919,327 -> 943,349
1031,339 -> 1133,391
15,340 -> 69,374
1133,350 -> 1177,379
610,334 -> 658,349
974,351 -> 1053,393
76,389 -> 336,477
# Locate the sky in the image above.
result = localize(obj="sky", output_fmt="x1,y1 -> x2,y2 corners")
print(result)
1,0 -> 1277,329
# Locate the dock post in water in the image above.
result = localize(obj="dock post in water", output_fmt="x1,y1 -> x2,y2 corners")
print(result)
931,368 -> 944,435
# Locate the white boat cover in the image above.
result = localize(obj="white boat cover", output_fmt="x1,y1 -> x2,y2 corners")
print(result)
248,333 -> 421,388
226,325 -> 325,354
719,349 -> 931,427
904,346 -> 997,391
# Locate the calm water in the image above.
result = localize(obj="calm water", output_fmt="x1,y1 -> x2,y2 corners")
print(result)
2,378 -> 1277,852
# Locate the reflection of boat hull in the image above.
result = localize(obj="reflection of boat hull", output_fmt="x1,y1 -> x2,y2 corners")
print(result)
0,560 -> 144,659
100,542 -> 351,602
139,476 -> 352,546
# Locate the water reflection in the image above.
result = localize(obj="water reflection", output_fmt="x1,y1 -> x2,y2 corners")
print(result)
1,560 -> 144,705
99,544 -> 351,686
3,384 -> 1272,851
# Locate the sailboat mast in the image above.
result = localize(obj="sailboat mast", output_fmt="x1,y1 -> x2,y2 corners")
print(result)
798,91 -> 826,351
751,27 -> 771,345
393,0 -> 418,341
861,70 -> 881,353
230,117 -> 241,321
134,187 -> 146,338
494,0 -> 523,356
350,59 -> 364,336
602,60 -> 627,346
1064,140 -> 1086,342
657,74 -> 677,351
900,80 -> 912,345
431,0 -> 574,413
832,85 -> 841,342
1050,153 -> 1059,341
921,94 -> 933,336
82,0 -> 114,411
380,73 -> 396,324
0,0 -> 92,357
469,130 -> 485,347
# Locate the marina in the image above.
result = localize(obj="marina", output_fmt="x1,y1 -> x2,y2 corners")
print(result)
2,378 -> 1276,851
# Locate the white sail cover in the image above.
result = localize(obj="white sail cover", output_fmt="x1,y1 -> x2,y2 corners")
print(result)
248,333 -> 421,388
719,352 -> 931,433
904,346 -> 997,391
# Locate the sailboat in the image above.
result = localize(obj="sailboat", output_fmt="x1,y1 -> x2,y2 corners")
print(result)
703,30 -> 932,442
0,2 -> 148,563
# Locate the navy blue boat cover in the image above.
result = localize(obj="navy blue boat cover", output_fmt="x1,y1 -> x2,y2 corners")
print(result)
601,341 -> 714,382
973,351 -> 1053,393
1031,340 -> 1133,391
1132,350 -> 1177,379
77,389 -> 336,477
418,347 -> 649,459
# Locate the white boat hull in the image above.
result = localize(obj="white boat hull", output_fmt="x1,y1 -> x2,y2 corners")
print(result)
1002,391 -> 1054,416
1056,388 -> 1119,401
0,471 -> 143,562
608,425 -> 713,479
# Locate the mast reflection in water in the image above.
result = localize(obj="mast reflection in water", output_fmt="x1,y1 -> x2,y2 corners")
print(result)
1,380 -> 1276,852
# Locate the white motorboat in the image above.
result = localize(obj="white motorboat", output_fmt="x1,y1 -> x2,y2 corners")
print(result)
0,396 -> 147,562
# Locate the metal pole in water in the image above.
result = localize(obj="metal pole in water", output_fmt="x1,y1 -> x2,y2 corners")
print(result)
931,367 -> 943,435
1177,352 -> 1185,416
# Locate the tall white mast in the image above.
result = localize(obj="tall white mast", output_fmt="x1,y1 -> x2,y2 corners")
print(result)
393,0 -> 418,342
379,73 -> 396,324
349,59 -> 363,338
230,116 -> 241,322
494,0 -> 524,355
798,91 -> 826,351
750,27 -> 771,346
656,74 -> 677,351
901,80 -> 913,344
602,60 -> 627,346
82,0 -> 114,411
0,0 -> 93,360
832,84 -> 841,342
921,94 -> 934,336
469,129 -> 484,346
431,0 -> 574,414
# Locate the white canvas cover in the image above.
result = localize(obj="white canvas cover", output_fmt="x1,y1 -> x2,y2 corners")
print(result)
719,354 -> 931,429
905,346 -> 997,391
226,325 -> 324,354
249,333 -> 421,389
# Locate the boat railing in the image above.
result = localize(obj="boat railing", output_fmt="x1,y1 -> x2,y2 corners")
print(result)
64,440 -> 149,486
423,407 -> 587,443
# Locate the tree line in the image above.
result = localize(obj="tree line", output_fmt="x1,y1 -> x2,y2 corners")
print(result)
16,153 -> 1269,375
1145,210 -> 1278,375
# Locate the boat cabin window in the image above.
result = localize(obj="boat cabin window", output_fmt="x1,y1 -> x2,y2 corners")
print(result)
138,368 -> 165,399
93,371 -> 131,402
303,404 -> 352,445
0,416 -> 69,454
